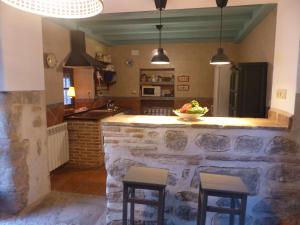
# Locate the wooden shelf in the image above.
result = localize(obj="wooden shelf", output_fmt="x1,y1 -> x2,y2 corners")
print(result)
94,59 -> 116,95
140,97 -> 175,101
96,60 -> 112,65
107,81 -> 117,85
139,68 -> 175,112
103,70 -> 116,73
140,68 -> 175,72
140,82 -> 174,86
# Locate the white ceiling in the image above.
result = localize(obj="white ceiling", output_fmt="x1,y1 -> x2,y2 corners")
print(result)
101,0 -> 278,13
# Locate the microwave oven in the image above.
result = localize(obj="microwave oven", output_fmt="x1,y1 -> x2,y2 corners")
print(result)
141,86 -> 161,97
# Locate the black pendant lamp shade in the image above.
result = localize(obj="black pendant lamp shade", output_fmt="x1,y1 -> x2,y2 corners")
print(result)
151,8 -> 170,64
151,48 -> 170,64
210,0 -> 230,65
210,48 -> 230,65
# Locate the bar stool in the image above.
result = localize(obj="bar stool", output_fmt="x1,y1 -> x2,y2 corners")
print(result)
197,173 -> 249,225
122,166 -> 168,225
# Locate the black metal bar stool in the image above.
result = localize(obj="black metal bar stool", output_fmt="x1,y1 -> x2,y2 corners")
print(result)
122,166 -> 168,225
197,173 -> 249,225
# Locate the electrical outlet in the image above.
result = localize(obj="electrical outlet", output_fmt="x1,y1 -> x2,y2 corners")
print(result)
276,89 -> 287,99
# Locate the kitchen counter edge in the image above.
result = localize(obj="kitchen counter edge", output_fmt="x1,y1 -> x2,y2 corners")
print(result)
101,114 -> 289,130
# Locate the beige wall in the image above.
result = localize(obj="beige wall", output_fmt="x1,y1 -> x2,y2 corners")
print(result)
42,20 -> 70,105
86,36 -> 107,58
238,8 -> 277,107
271,0 -> 300,114
42,20 -> 108,105
0,2 -> 45,91
73,68 -> 95,99
238,9 -> 276,62
108,42 -> 238,98
108,10 -> 278,105
297,50 -> 300,94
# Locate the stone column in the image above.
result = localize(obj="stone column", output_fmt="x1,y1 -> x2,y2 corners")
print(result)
0,91 -> 49,215
0,3 -> 50,216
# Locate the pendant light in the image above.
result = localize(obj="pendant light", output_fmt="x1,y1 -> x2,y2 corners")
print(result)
210,0 -> 230,65
1,0 -> 103,19
151,8 -> 170,65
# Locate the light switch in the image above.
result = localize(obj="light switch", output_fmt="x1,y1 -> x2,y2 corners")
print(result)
131,50 -> 139,56
276,89 -> 287,99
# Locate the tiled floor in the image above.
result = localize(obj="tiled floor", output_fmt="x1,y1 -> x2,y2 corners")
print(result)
0,192 -> 106,225
50,165 -> 107,196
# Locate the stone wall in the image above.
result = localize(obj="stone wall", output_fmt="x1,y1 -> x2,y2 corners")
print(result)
0,91 -> 50,216
68,120 -> 104,168
102,124 -> 300,225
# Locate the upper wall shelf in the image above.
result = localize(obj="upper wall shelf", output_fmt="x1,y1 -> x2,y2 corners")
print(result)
139,68 -> 175,99
94,54 -> 117,95
140,82 -> 174,86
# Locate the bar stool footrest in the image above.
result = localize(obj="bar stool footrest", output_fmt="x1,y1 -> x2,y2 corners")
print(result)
127,198 -> 160,206
206,206 -> 241,215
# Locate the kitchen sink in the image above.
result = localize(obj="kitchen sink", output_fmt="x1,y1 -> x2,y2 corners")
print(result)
83,109 -> 114,117
65,108 -> 121,120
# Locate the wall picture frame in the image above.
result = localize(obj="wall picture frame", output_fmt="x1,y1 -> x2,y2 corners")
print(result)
177,85 -> 190,91
177,75 -> 190,82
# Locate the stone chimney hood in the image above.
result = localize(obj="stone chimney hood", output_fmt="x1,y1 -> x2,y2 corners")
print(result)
64,30 -> 102,68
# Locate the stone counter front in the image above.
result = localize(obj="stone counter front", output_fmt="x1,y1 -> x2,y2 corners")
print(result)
101,115 -> 300,225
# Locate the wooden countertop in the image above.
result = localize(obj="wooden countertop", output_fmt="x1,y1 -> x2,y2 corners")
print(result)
64,109 -> 124,121
101,114 -> 288,130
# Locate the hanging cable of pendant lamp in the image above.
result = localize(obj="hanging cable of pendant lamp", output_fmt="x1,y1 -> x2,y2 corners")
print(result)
210,0 -> 230,65
151,7 -> 170,65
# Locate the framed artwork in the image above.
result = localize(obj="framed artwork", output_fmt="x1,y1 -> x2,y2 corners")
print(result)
177,75 -> 189,82
177,85 -> 190,91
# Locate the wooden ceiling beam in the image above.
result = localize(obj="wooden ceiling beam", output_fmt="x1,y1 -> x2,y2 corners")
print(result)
93,27 -> 240,36
78,14 -> 251,27
110,36 -> 234,45
102,31 -> 237,41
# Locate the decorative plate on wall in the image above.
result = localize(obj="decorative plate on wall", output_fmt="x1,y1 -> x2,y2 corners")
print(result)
45,53 -> 58,68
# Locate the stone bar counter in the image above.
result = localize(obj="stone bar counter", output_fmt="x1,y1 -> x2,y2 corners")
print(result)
101,114 -> 300,225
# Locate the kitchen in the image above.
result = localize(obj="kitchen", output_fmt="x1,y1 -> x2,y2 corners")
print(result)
0,0 -> 300,225
44,2 -> 275,188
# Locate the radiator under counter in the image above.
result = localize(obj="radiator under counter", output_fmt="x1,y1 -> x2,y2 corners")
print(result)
47,122 -> 69,172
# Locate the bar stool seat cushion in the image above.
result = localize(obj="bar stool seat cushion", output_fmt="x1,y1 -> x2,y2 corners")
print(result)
123,166 -> 168,187
200,173 -> 249,195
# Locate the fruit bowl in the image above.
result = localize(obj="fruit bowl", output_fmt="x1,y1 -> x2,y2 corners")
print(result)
173,100 -> 208,121
173,110 -> 205,120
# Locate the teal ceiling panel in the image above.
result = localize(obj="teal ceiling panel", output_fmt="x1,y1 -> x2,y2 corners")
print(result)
49,4 -> 277,46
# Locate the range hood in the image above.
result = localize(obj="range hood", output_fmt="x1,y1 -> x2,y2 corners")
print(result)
64,30 -> 103,68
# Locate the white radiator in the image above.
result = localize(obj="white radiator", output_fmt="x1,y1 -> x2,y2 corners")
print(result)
47,122 -> 69,172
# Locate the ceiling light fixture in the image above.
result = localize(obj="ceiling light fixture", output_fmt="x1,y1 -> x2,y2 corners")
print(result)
210,0 -> 231,66
1,0 -> 104,19
151,4 -> 170,65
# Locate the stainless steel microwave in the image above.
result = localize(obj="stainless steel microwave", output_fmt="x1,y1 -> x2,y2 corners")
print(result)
141,86 -> 161,97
